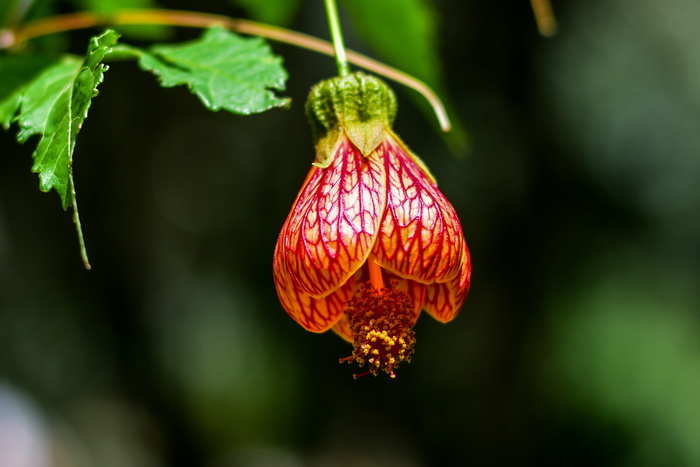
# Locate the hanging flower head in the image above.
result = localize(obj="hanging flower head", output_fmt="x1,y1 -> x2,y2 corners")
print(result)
273,72 -> 470,378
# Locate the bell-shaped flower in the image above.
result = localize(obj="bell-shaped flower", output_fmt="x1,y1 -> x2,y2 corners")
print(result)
274,72 -> 471,377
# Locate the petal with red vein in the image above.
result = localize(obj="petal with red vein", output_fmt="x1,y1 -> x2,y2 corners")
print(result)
330,267 -> 367,342
276,136 -> 387,298
331,314 -> 353,342
273,250 -> 357,332
373,135 -> 464,284
423,241 -> 471,322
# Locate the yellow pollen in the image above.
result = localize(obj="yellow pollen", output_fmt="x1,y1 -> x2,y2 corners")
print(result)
340,280 -> 417,378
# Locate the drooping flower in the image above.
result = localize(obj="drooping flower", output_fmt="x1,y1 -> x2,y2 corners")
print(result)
273,72 -> 471,377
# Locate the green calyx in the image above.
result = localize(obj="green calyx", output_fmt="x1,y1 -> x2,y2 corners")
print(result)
306,72 -> 397,163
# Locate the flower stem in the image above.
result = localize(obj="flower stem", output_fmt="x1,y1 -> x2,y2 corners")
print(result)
323,0 -> 350,76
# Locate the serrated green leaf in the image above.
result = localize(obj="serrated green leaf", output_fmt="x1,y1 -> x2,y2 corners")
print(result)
0,55 -> 62,128
16,29 -> 118,206
4,29 -> 119,268
116,27 -> 290,115
229,0 -> 302,26
16,56 -> 83,195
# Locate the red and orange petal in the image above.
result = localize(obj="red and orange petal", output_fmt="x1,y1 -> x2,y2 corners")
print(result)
274,130 -> 471,334
424,239 -> 471,323
372,134 -> 466,285
273,253 -> 357,332
276,136 -> 387,299
331,312 -> 354,342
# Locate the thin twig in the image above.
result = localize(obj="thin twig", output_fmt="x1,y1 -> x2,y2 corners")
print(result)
4,9 -> 452,132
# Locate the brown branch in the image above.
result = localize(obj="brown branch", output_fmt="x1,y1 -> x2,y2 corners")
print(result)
3,9 -> 451,132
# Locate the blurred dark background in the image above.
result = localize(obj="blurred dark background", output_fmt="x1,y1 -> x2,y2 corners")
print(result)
3,0 -> 700,466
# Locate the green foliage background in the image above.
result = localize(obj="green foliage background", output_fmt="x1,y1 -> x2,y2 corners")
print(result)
2,0 -> 700,466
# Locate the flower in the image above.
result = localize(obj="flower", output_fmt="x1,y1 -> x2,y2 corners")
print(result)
273,72 -> 471,377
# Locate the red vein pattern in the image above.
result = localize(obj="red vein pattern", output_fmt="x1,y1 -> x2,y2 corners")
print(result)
424,236 -> 471,322
373,135 -> 464,285
274,130 -> 471,335
274,261 -> 357,332
276,137 -> 386,299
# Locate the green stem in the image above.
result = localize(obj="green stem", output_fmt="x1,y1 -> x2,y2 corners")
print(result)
70,179 -> 91,270
323,0 -> 350,76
